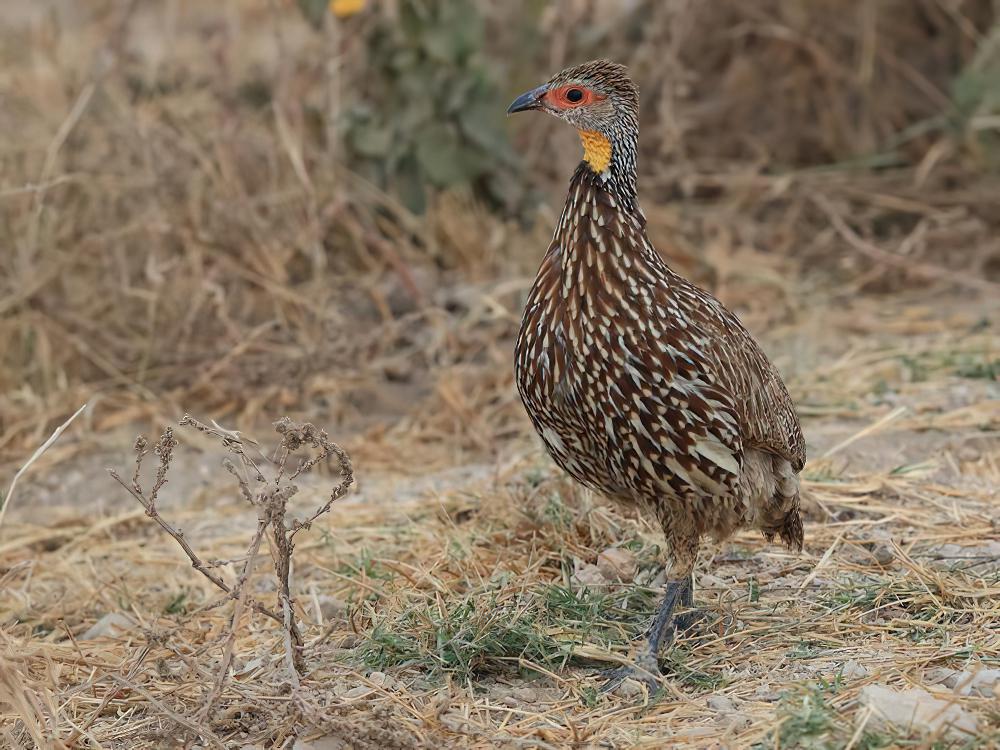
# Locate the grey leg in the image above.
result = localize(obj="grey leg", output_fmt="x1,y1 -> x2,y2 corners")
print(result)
644,574 -> 692,658
599,573 -> 693,693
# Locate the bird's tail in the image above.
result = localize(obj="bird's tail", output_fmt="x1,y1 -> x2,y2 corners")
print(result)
760,455 -> 804,551
763,505 -> 803,551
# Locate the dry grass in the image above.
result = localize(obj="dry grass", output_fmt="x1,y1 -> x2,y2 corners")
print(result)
1,1 -> 999,748
2,305 -> 998,747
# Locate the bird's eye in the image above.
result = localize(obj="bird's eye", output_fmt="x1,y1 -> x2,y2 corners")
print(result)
566,88 -> 584,103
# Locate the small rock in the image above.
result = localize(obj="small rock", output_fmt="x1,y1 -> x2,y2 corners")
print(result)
957,445 -> 981,462
440,711 -> 473,733
510,687 -> 537,703
343,685 -> 374,700
707,695 -> 736,714
734,712 -> 753,728
841,660 -> 869,679
330,680 -> 350,696
81,613 -> 137,640
613,678 -> 646,699
719,712 -> 752,730
872,545 -> 894,565
573,563 -> 607,588
753,683 -> 781,702
927,667 -> 1000,697
859,684 -> 978,739
597,547 -> 638,582
293,738 -> 346,750
317,596 -> 348,621
367,671 -> 395,689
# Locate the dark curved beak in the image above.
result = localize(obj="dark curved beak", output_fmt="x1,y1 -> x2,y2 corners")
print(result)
507,85 -> 548,115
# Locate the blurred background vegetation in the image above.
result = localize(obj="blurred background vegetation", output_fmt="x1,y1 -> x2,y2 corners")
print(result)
1,0 -> 998,464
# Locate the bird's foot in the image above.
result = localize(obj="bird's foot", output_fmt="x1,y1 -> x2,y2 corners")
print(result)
598,652 -> 663,695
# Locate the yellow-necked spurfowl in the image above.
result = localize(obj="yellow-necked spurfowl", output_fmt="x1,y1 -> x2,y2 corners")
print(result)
508,60 -> 806,688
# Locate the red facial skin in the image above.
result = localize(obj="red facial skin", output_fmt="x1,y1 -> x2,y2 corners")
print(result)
543,85 -> 607,111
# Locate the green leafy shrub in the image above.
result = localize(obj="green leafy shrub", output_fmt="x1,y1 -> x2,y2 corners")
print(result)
342,1 -> 523,213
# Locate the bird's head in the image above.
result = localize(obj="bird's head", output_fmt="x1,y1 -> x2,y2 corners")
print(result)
507,59 -> 639,176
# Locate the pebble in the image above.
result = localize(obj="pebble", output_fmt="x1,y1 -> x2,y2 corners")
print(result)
860,684 -> 978,738
871,545 -> 895,565
510,687 -> 537,703
597,547 -> 638,582
840,660 -> 870,679
573,563 -> 607,588
707,695 -> 736,713
293,737 -> 346,750
957,444 -> 981,462
317,595 -> 348,621
367,671 -> 395,689
719,713 -> 752,730
440,711 -> 473,733
927,667 -> 1000,697
81,612 -> 137,640
614,678 -> 646,699
753,683 -> 781,702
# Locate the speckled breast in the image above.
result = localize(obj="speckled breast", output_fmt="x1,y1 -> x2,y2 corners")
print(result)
514,265 -> 629,500
513,167 -> 747,510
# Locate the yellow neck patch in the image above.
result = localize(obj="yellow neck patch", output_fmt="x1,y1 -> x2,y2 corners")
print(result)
579,130 -> 612,173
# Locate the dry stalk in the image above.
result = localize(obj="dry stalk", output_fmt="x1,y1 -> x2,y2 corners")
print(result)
0,402 -> 87,537
108,431 -> 284,626
197,513 -> 269,722
107,415 -> 354,731
813,194 -> 1000,295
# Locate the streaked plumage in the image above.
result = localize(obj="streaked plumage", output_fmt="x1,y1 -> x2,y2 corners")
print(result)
508,60 -> 805,685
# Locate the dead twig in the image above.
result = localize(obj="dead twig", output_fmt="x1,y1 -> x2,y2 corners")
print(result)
0,403 -> 88,537
814,194 -> 1000,295
197,512 -> 269,721
107,414 -> 354,740
107,430 -> 284,626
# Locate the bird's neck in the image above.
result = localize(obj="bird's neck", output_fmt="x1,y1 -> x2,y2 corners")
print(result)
577,127 -> 638,212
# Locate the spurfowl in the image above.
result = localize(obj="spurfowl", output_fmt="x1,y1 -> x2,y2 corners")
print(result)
508,60 -> 805,687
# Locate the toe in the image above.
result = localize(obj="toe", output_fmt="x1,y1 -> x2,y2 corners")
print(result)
597,656 -> 663,695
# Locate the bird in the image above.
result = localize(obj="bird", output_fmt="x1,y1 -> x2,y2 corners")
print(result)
507,60 -> 806,688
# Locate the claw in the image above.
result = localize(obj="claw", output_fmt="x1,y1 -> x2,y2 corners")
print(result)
594,575 -> 720,699
598,653 -> 662,695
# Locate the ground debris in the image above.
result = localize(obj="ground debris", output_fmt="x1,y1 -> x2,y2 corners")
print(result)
571,562 -> 607,588
80,612 -> 137,640
926,666 -> 1000,697
839,659 -> 870,679
859,684 -> 979,739
597,546 -> 638,582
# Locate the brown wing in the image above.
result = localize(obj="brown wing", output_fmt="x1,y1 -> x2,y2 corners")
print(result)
684,288 -> 806,472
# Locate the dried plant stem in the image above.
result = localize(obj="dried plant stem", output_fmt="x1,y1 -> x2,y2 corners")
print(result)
110,675 -> 225,750
198,515 -> 270,721
107,467 -> 284,625
814,194 -> 1000,294
269,495 -> 305,680
108,416 -> 353,702
0,403 -> 87,537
